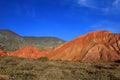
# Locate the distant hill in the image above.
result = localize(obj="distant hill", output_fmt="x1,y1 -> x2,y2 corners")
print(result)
0,30 -> 26,52
23,36 -> 65,50
0,29 -> 65,52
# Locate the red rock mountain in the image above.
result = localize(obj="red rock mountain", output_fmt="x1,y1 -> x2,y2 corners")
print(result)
0,49 -> 7,56
9,46 -> 48,58
48,30 -> 120,62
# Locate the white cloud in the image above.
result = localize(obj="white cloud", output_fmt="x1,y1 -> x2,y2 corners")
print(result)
113,0 -> 120,5
76,0 -> 120,15
112,0 -> 120,11
103,0 -> 120,14
77,0 -> 99,9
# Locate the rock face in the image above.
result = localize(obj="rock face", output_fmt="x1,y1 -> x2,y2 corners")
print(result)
0,49 -> 7,56
9,46 -> 48,58
48,30 -> 120,62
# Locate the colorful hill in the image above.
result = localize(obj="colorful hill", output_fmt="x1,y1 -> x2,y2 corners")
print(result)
9,46 -> 48,58
48,30 -> 120,62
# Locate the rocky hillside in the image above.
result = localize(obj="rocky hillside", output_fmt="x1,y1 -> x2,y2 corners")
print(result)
0,29 -> 65,52
0,30 -> 26,52
23,37 -> 65,50
48,30 -> 120,62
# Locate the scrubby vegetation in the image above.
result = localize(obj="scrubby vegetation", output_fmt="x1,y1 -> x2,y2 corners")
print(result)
0,56 -> 120,80
37,57 -> 49,61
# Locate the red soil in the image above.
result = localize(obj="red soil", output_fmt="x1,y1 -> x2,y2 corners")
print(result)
0,49 -> 7,56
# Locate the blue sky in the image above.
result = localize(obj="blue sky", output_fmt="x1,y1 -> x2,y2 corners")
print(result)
0,0 -> 120,41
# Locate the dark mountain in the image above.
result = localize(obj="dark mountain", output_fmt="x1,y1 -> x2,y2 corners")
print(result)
23,36 -> 65,50
0,29 -> 65,52
0,30 -> 26,52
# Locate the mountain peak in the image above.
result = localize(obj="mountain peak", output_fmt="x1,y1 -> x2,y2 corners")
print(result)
0,29 -> 18,36
77,30 -> 110,38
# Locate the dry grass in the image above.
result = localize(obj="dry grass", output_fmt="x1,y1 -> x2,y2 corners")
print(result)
0,56 -> 120,80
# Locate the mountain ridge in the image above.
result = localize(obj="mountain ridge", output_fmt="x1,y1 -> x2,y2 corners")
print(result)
0,29 -> 65,51
0,30 -> 120,62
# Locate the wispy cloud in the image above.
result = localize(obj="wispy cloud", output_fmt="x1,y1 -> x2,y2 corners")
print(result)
77,0 -> 99,9
76,0 -> 120,14
111,0 -> 120,13
113,0 -> 120,6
